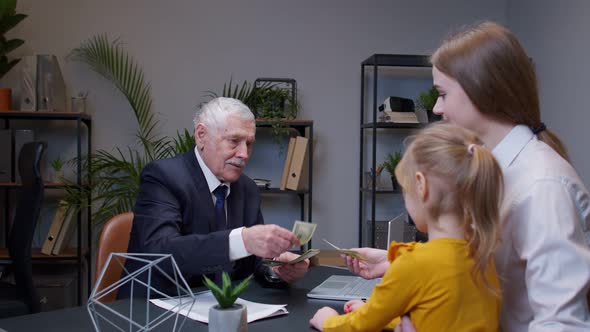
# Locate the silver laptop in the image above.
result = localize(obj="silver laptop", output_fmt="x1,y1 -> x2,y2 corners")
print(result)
308,214 -> 414,301
307,275 -> 382,301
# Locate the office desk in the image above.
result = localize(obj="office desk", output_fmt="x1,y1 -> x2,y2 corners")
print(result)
0,266 -> 353,331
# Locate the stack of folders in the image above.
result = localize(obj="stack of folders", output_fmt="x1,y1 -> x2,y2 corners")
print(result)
280,136 -> 309,191
41,201 -> 75,256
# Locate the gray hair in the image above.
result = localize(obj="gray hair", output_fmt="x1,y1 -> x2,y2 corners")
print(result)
193,97 -> 255,132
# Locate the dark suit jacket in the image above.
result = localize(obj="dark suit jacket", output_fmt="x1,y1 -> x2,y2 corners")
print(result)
118,149 -> 263,298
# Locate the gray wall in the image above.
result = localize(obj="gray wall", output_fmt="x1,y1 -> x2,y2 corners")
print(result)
507,0 -> 590,186
7,0 -> 508,248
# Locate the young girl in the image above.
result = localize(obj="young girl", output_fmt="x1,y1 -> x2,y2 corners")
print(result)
310,123 -> 503,332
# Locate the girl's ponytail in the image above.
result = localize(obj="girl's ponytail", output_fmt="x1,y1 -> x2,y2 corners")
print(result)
462,144 -> 503,295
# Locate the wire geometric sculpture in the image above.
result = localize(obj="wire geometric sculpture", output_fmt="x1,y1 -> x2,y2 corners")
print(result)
87,253 -> 196,331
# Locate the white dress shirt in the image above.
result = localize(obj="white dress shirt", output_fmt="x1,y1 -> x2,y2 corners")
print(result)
194,147 -> 250,261
492,125 -> 590,332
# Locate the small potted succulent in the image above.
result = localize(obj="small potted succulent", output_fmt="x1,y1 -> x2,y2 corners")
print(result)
381,151 -> 403,191
203,272 -> 252,332
50,156 -> 65,182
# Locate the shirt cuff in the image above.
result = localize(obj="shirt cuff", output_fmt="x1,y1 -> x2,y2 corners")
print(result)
229,227 -> 250,261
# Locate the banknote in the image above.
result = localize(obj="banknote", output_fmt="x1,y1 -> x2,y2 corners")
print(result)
322,238 -> 371,262
262,249 -> 320,266
292,221 -> 317,245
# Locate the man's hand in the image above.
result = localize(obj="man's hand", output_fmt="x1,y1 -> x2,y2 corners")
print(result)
242,224 -> 300,258
343,247 -> 389,279
272,251 -> 309,283
309,307 -> 338,331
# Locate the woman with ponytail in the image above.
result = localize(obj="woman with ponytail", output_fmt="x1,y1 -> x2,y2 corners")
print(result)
430,21 -> 590,332
310,123 -> 503,332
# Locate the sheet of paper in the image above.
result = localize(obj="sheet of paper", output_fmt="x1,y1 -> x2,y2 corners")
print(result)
151,291 -> 288,323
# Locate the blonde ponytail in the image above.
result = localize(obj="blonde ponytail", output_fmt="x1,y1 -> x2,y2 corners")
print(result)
462,145 -> 503,295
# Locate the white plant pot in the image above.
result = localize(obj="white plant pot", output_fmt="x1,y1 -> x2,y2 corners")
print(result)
208,303 -> 247,332
51,170 -> 64,183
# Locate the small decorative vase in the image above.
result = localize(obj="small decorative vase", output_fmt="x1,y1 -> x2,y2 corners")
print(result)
0,88 -> 11,111
208,303 -> 247,332
51,170 -> 64,183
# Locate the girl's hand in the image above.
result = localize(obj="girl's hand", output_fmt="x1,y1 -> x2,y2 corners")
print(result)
344,299 -> 365,313
394,315 -> 417,332
309,307 -> 339,331
342,247 -> 389,279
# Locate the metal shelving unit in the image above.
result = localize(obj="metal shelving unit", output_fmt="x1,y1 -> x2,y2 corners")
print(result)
0,111 -> 91,306
359,54 -> 431,248
255,119 -> 313,248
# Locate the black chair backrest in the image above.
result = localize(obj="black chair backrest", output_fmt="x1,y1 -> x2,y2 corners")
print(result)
7,141 -> 46,314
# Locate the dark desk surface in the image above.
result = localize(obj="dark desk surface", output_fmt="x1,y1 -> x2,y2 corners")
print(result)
0,266 -> 353,331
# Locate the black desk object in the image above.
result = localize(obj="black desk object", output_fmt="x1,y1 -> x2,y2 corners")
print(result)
0,266 -> 353,331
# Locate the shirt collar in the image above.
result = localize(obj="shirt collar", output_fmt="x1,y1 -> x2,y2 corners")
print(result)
491,124 -> 534,170
194,146 -> 231,197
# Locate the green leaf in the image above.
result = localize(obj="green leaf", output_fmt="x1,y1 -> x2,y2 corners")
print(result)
0,2 -> 26,79
230,274 -> 253,299
0,0 -> 16,19
0,13 -> 26,34
201,272 -> 252,309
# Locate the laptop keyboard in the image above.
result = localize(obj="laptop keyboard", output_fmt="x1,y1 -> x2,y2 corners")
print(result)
339,277 -> 381,298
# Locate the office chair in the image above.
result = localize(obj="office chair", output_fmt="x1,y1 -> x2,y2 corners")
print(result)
0,141 -> 46,318
94,212 -> 133,303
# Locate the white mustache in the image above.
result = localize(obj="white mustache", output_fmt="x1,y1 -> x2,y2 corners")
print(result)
226,159 -> 246,167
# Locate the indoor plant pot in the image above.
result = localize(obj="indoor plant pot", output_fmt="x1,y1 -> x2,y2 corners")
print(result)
209,303 -> 247,332
381,151 -> 403,192
0,88 -> 11,110
203,271 -> 252,332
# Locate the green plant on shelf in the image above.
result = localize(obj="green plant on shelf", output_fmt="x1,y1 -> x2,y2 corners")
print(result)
415,86 -> 438,111
202,272 -> 252,309
50,157 -> 64,171
381,151 -> 402,176
381,150 -> 403,191
206,78 -> 299,154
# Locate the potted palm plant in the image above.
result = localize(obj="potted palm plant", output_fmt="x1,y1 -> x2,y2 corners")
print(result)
0,0 -> 27,111
203,272 -> 252,332
62,34 -> 195,242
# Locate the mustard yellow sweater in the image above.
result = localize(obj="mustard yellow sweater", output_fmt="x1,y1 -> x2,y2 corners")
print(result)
323,239 -> 501,332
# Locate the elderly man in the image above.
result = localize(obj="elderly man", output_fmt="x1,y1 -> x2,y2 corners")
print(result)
120,97 -> 308,297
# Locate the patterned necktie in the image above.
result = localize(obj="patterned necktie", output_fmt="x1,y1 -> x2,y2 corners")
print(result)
213,185 -> 227,230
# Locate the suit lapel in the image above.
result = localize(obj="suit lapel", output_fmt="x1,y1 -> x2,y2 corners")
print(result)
181,149 -> 217,232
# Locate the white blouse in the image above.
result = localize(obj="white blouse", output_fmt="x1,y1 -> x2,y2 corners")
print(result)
493,125 -> 590,332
